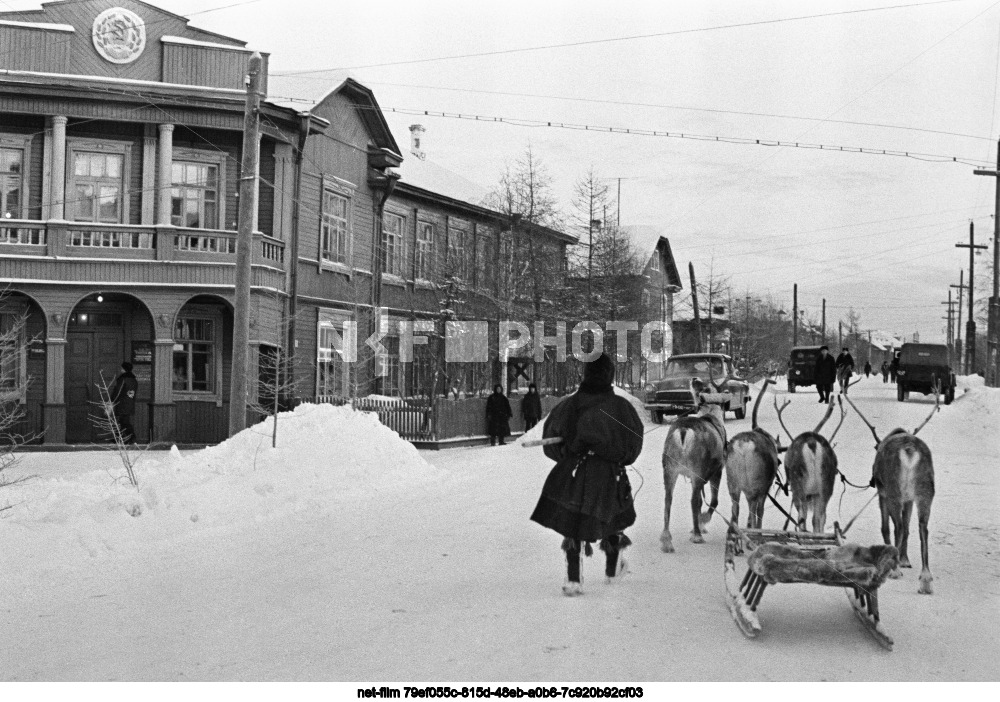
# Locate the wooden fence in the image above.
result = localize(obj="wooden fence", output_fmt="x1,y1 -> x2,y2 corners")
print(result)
303,394 -> 563,445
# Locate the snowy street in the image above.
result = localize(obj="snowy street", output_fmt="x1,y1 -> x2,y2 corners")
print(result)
2,377 -> 998,681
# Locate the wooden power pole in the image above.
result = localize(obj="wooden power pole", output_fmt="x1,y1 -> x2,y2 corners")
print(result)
821,298 -> 826,346
689,263 -> 702,352
957,221 -> 987,374
973,139 -> 1000,386
951,271 -> 967,373
792,284 -> 798,346
228,52 -> 263,437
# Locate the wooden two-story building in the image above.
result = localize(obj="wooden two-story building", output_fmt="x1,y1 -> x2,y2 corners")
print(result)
1,0 -> 575,445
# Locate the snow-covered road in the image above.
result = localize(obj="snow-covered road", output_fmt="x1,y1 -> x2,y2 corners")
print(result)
2,378 -> 998,681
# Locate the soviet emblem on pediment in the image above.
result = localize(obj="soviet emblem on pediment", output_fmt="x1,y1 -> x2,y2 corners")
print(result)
92,7 -> 146,64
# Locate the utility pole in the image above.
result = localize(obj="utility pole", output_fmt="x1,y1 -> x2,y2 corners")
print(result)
689,263 -> 702,352
617,177 -> 621,228
228,52 -> 263,438
942,294 -> 956,358
868,329 -> 873,363
951,271 -> 967,373
838,320 -> 843,349
957,220 -> 988,374
973,138 -> 1000,386
792,284 -> 798,346
821,298 -> 826,346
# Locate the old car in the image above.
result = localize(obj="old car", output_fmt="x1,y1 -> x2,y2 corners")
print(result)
643,353 -> 750,423
786,345 -> 823,393
897,342 -> 955,404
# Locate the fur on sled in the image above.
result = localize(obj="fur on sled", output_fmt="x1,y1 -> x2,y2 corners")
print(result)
747,542 -> 899,588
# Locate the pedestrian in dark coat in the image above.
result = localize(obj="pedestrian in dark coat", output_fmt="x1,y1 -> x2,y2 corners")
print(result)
522,383 -> 543,431
864,360 -> 872,378
836,347 -> 856,395
881,360 -> 889,383
109,361 -> 138,444
813,346 -> 837,403
530,353 -> 643,596
889,353 -> 900,382
485,384 -> 512,446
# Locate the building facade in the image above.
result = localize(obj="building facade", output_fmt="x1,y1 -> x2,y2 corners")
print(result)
1,0 -> 576,444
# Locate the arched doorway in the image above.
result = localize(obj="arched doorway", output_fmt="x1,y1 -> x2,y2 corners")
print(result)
64,292 -> 154,443
1,290 -> 46,443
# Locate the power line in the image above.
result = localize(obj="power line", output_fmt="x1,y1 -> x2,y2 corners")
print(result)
311,80 -> 995,143
273,0 -> 969,75
371,104 -> 993,165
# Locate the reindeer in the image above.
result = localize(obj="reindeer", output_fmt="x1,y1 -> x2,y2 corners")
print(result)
775,396 -> 847,533
725,379 -> 782,533
844,392 -> 938,595
660,378 -> 728,552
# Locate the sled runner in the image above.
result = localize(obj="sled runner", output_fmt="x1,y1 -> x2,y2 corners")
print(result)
724,524 -> 899,650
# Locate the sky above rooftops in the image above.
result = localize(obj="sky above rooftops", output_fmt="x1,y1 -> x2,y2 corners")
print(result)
7,0 -> 997,342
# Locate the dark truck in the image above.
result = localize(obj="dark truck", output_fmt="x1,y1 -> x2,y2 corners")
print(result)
786,345 -> 823,393
643,353 -> 750,423
897,342 -> 956,404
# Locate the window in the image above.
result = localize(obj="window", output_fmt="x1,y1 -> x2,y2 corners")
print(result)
416,221 -> 435,280
650,252 -> 660,271
378,335 -> 401,397
662,293 -> 671,323
641,289 -> 651,307
477,229 -> 495,290
171,161 -> 219,229
0,312 -> 25,393
321,189 -> 349,265
173,317 -> 215,393
382,212 -> 405,277
1,147 -> 23,219
71,151 -> 124,223
448,225 -> 468,280
317,310 -> 352,398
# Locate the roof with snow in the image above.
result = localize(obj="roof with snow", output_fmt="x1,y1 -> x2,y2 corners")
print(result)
395,155 -> 490,207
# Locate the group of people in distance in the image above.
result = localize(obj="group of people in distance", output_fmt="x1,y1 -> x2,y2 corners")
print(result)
813,345 -> 859,402
485,382 -> 543,446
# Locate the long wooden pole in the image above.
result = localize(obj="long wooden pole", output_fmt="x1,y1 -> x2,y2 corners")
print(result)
228,52 -> 263,437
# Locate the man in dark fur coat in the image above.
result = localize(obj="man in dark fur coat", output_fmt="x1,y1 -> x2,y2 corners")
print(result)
530,353 -> 644,596
485,384 -> 512,446
814,345 -> 837,403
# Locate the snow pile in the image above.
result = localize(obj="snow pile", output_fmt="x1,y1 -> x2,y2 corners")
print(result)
2,403 -> 446,556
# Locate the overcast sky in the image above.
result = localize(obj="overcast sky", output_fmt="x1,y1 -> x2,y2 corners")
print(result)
12,0 -> 1000,341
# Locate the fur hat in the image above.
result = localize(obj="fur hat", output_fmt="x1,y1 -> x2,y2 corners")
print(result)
583,352 -> 615,386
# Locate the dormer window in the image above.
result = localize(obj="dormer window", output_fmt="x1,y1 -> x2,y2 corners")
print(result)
650,252 -> 660,271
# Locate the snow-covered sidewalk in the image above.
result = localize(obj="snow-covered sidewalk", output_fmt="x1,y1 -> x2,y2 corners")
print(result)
2,378 -> 998,680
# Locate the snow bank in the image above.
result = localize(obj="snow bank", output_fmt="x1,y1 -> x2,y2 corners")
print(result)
2,403 -> 446,557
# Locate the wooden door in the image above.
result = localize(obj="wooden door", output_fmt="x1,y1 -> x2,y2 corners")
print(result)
65,330 -> 124,443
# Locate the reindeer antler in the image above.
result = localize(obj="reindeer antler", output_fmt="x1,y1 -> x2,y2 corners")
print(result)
913,379 -> 941,435
813,398 -> 836,434
842,394 -> 882,447
828,395 -> 847,442
773,396 -> 794,442
752,378 -> 774,430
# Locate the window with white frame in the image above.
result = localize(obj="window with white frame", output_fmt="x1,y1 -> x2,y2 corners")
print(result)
416,221 -> 435,280
378,335 -> 401,396
70,150 -> 125,223
0,311 -> 25,394
650,252 -> 660,271
321,188 -> 350,266
1,146 -> 23,219
448,223 -> 469,280
382,211 -> 405,277
171,161 -> 219,229
317,309 -> 352,398
172,317 -> 215,393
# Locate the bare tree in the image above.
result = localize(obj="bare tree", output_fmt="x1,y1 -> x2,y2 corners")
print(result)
90,373 -> 146,491
0,302 -> 41,513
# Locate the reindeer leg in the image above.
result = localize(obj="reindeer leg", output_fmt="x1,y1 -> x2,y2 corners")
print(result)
879,494 -> 892,546
887,505 -> 903,579
690,477 -> 706,543
700,472 -> 721,526
729,491 -> 743,555
753,495 -> 767,530
660,467 -> 678,553
899,501 -> 914,569
813,495 -> 828,534
917,498 -> 933,595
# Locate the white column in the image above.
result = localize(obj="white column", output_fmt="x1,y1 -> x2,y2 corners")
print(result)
252,134 -> 261,233
157,123 -> 174,226
141,124 -> 157,225
50,115 -> 67,220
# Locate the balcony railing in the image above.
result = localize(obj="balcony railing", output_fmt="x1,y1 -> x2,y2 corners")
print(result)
0,219 -> 285,266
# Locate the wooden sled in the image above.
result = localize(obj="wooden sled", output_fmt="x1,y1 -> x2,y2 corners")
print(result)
724,524 -> 899,650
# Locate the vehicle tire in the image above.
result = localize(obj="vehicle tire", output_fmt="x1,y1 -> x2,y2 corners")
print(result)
897,383 -> 906,402
734,402 -> 747,420
788,381 -> 796,393
652,410 -> 663,424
